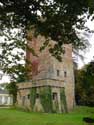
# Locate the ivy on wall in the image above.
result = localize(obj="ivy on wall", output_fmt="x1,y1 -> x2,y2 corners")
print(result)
30,87 -> 36,110
39,86 -> 53,113
60,88 -> 68,113
52,96 -> 59,113
30,86 -> 53,112
30,86 -> 67,113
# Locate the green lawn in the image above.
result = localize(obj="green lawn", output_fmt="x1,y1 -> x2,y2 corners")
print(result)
0,106 -> 94,125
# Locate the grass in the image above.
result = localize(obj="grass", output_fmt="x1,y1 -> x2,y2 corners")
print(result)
0,106 -> 94,125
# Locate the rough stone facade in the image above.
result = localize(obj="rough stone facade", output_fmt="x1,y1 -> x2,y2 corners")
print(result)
17,82 -> 31,109
17,34 -> 75,112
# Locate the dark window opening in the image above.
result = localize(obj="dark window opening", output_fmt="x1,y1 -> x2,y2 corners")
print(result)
64,71 -> 67,77
63,47 -> 65,54
36,93 -> 39,99
53,92 -> 57,100
57,70 -> 60,76
27,94 -> 30,99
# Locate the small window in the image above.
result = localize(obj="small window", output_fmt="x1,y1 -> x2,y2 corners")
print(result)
57,70 -> 60,76
27,94 -> 30,99
64,71 -> 67,77
63,47 -> 65,54
36,93 -> 39,99
53,92 -> 57,100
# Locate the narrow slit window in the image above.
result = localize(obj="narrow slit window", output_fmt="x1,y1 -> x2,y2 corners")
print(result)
57,70 -> 60,76
27,94 -> 30,99
53,92 -> 57,100
64,71 -> 67,77
36,93 -> 39,99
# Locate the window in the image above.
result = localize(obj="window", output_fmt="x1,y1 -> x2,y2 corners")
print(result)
4,96 -> 8,104
53,92 -> 57,100
63,47 -> 65,54
36,93 -> 39,99
64,71 -> 67,77
0,96 -> 2,104
27,94 -> 30,99
57,70 -> 60,76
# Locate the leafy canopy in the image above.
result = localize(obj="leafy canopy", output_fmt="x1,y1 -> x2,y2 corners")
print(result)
75,60 -> 94,106
0,0 -> 94,45
6,82 -> 18,105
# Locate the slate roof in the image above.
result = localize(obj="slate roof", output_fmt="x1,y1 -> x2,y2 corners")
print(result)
0,88 -> 9,94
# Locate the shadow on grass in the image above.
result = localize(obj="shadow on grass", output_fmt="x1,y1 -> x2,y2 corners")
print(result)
83,117 -> 94,125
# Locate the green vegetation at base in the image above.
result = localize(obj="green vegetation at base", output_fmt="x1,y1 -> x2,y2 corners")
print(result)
0,106 -> 94,125
60,88 -> 68,113
30,87 -> 36,110
30,87 -> 53,112
40,86 -> 53,113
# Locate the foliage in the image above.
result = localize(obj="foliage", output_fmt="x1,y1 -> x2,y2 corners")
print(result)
39,86 -> 53,113
75,61 -> 94,106
30,87 -> 36,110
0,0 -> 94,80
30,86 -> 53,112
6,82 -> 18,105
0,0 -> 94,46
0,29 -> 27,81
30,86 -> 68,113
60,88 -> 68,113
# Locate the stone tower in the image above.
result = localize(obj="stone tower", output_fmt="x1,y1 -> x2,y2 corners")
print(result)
26,34 -> 75,112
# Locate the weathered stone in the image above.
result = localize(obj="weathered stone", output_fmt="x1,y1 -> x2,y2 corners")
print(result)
17,34 -> 75,112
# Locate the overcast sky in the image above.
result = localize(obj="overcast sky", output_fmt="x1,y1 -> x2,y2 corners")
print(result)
77,19 -> 94,68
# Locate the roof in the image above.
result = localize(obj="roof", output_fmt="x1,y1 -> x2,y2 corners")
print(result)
0,88 -> 9,94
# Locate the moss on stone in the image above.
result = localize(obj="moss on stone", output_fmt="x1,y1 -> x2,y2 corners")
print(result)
60,88 -> 68,113
39,86 -> 53,113
30,87 -> 36,110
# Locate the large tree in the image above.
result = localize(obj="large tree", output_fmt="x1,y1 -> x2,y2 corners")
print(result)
6,81 -> 18,105
0,0 -> 94,81
75,60 -> 94,106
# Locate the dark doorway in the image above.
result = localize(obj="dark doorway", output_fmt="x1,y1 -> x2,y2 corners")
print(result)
22,96 -> 25,106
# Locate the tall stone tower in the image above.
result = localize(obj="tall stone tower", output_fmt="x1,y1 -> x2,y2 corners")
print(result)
26,34 -> 75,112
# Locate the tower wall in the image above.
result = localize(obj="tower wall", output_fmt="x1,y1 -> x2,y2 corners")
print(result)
17,33 -> 75,112
26,34 -> 75,111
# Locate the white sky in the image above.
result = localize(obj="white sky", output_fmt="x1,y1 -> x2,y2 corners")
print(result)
77,19 -> 94,68
0,75 -> 10,84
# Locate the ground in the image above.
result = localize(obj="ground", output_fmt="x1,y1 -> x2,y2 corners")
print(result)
0,106 -> 94,125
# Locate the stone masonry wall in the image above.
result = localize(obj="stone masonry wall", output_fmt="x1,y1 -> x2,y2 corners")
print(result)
17,82 -> 32,109
18,33 -> 75,112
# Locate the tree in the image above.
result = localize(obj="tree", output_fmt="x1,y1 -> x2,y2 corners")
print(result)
75,60 -> 94,106
0,0 -> 94,79
6,82 -> 18,105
